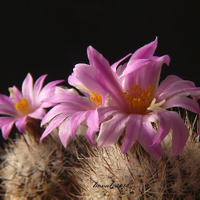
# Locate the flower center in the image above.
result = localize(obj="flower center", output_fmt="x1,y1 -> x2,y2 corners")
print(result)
90,91 -> 102,107
9,88 -> 33,117
14,98 -> 33,116
121,83 -> 156,114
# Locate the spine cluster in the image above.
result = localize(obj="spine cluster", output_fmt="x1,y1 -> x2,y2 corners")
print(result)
0,122 -> 80,199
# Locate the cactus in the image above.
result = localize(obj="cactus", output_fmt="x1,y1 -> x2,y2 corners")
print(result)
0,120 -> 80,199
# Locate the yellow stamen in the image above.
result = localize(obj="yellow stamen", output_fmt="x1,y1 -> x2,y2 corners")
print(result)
9,88 -> 32,117
14,98 -> 32,116
121,83 -> 156,114
90,91 -> 102,107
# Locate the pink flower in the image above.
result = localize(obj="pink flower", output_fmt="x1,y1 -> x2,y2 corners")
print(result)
0,73 -> 63,139
40,86 -> 115,147
41,38 -> 200,157
94,38 -> 200,157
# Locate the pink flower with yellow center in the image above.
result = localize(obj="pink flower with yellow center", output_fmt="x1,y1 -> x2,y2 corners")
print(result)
0,73 -> 63,139
40,86 -> 115,146
92,38 -> 200,157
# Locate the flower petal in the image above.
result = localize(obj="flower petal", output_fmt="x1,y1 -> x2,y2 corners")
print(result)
58,118 -> 72,147
0,94 -> 14,106
150,55 -> 170,87
10,86 -> 23,101
68,72 -> 91,97
28,108 -> 46,119
0,104 -> 18,117
168,111 -> 189,155
15,116 -> 27,133
110,53 -> 132,72
41,104 -> 77,126
44,88 -> 94,110
33,74 -> 47,101
1,118 -> 16,139
130,37 -> 158,60
0,117 -> 13,128
163,96 -> 200,114
138,115 -> 163,158
121,55 -> 170,90
157,75 -> 195,95
87,45 -> 112,78
149,112 -> 172,146
87,46 -> 127,109
97,113 -> 128,147
159,88 -> 200,103
72,64 -> 107,97
120,59 -> 155,89
85,109 -> 99,132
97,106 -> 119,123
70,111 -> 86,138
40,113 -> 68,141
68,71 -> 82,86
22,73 -> 33,102
150,111 -> 189,155
38,80 -> 64,103
121,114 -> 140,153
156,75 -> 196,101
115,63 -> 128,77
86,128 -> 96,145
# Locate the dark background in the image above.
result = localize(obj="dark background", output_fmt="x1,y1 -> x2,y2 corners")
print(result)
0,1 -> 200,145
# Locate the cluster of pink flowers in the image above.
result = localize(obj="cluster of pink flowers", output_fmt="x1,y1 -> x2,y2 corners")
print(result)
1,38 -> 200,157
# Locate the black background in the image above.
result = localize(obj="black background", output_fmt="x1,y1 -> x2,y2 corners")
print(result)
1,1 -> 200,145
